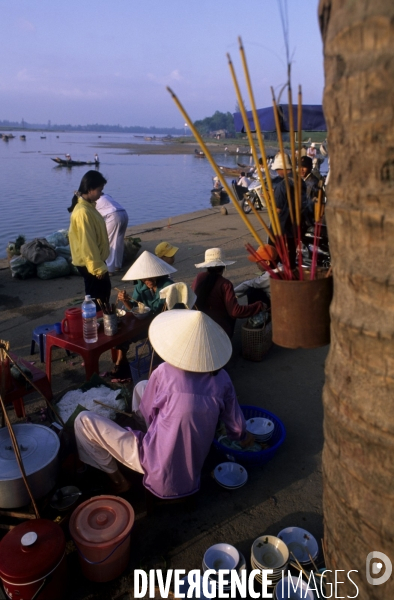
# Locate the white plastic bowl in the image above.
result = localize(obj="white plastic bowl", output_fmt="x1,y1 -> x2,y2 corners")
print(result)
213,462 -> 248,489
203,543 -> 239,572
116,308 -> 126,317
275,576 -> 315,600
246,417 -> 274,436
131,306 -> 151,319
277,527 -> 318,564
251,535 -> 289,569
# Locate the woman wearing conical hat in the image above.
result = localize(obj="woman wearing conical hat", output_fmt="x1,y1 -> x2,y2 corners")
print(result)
74,310 -> 254,498
119,250 -> 177,314
192,248 -> 265,338
111,250 -> 177,379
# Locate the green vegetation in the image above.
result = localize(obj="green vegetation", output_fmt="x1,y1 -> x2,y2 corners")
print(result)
0,119 -> 184,135
193,111 -> 236,136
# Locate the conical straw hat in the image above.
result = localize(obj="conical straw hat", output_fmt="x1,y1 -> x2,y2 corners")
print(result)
148,310 -> 232,372
122,250 -> 177,280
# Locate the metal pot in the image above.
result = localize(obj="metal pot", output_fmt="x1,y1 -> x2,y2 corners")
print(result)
0,424 -> 60,509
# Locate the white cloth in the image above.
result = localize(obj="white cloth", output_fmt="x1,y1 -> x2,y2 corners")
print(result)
159,282 -> 197,309
95,194 -> 129,272
74,411 -> 144,474
131,380 -> 148,424
234,266 -> 282,298
234,271 -> 271,297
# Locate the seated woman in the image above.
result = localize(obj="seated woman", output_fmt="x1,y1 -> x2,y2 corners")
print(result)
74,310 -> 254,497
111,250 -> 177,379
234,244 -> 279,308
192,248 -> 265,339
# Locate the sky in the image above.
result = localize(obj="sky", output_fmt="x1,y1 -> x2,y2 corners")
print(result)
0,0 -> 324,128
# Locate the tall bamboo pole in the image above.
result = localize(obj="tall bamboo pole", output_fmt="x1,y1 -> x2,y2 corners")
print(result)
167,87 -> 265,247
229,46 -> 278,238
225,54 -> 275,243
237,38 -> 293,275
271,89 -> 295,227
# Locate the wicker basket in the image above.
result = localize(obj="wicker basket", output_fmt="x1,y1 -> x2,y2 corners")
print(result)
242,321 -> 272,362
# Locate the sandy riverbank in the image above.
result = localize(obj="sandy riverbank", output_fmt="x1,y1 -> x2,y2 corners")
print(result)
96,138 -> 280,156
0,205 -> 327,600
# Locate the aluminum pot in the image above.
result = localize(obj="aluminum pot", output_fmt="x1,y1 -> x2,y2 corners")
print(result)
0,424 -> 60,509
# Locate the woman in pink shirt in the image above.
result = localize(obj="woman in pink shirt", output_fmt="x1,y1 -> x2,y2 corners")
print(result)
74,310 -> 254,497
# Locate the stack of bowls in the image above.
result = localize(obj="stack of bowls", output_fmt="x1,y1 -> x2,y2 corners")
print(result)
274,575 -> 316,599
277,527 -> 318,567
251,535 -> 289,588
213,462 -> 248,490
246,417 -> 275,443
202,543 -> 242,592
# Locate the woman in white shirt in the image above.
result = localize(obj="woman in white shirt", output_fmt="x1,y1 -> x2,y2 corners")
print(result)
95,194 -> 129,275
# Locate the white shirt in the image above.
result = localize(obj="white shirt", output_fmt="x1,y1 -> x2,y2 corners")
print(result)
238,176 -> 251,188
95,194 -> 125,217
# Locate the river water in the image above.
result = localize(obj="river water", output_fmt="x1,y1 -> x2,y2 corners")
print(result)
0,131 -> 245,258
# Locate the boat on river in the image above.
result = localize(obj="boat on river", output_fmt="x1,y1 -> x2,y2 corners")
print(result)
217,164 -> 246,177
194,149 -> 205,158
51,157 -> 99,167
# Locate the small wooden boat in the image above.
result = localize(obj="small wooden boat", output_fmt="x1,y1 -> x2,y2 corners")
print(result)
217,164 -> 245,177
41,136 -> 46,139
51,157 -> 99,167
2,135 -> 9,142
194,149 -> 205,158
20,135 -> 26,141
7,133 -> 15,139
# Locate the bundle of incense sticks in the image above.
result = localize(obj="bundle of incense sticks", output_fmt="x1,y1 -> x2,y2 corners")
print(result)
168,37 -> 327,281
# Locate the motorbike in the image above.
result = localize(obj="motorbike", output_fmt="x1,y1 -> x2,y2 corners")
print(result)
241,181 -> 266,214
301,222 -> 331,269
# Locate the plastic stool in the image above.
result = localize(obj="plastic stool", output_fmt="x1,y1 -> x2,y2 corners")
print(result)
31,324 -> 70,363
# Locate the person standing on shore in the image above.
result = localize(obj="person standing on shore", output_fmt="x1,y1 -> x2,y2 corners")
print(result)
95,194 -> 129,276
68,170 -> 111,307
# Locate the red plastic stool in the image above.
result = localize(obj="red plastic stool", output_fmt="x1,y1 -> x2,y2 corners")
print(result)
2,353 -> 53,418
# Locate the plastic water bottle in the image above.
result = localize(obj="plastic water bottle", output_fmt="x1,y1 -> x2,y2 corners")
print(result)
82,295 -> 98,343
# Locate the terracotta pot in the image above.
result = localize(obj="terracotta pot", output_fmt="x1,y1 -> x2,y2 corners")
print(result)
270,273 -> 333,349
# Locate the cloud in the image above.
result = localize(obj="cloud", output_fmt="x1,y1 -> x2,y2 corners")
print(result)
18,19 -> 35,32
16,69 -> 34,82
146,69 -> 184,85
170,69 -> 182,81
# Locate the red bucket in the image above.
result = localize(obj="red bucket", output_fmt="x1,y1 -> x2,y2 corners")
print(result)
69,495 -> 135,582
61,307 -> 83,338
0,519 -> 67,600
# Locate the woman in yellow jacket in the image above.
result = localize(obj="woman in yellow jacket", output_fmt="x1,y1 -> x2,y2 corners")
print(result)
68,170 -> 111,307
